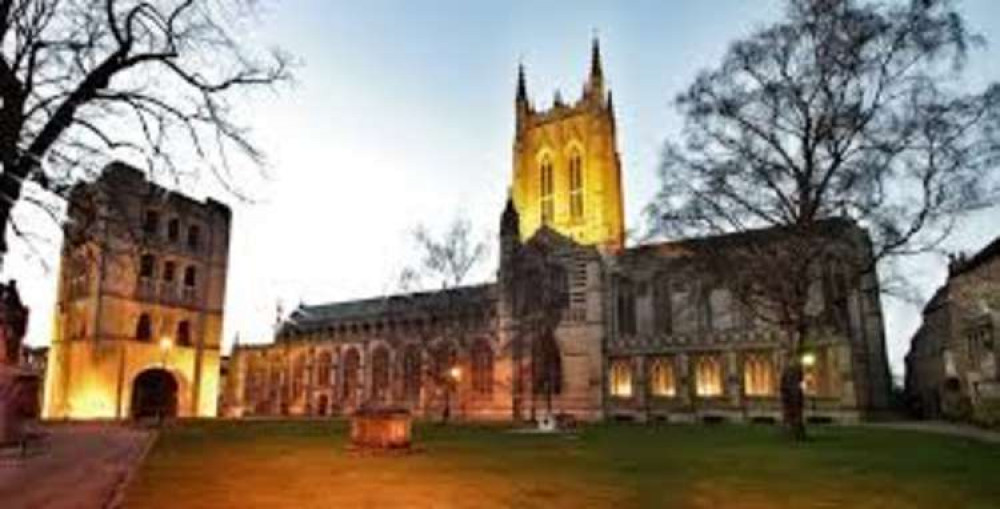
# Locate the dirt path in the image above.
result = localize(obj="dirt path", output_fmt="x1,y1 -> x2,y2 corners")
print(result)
0,424 -> 152,509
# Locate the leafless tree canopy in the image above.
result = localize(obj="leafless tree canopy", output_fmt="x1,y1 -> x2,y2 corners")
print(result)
649,0 -> 999,258
0,0 -> 291,261
647,0 -> 1000,438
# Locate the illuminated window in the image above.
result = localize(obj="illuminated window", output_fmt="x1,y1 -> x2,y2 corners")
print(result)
540,157 -> 554,224
695,355 -> 723,397
609,358 -> 633,398
471,340 -> 494,395
743,353 -> 775,397
569,152 -> 584,221
802,348 -> 839,397
649,357 -> 676,397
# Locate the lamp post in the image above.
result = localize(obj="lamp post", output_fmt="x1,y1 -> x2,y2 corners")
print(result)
444,366 -> 461,423
801,352 -> 816,415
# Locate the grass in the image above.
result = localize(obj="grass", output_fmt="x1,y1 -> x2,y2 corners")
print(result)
124,420 -> 1000,509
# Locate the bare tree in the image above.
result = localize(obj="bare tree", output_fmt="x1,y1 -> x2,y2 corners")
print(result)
396,217 -> 492,422
647,0 -> 1000,439
0,0 -> 291,268
510,239 -> 568,421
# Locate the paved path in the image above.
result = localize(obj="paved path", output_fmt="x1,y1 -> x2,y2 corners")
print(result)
865,421 -> 1000,444
0,424 -> 152,509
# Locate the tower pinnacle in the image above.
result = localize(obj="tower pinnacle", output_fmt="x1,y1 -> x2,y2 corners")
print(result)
516,62 -> 528,104
590,35 -> 603,81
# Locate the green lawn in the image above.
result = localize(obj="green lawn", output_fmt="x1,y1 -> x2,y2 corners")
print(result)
124,420 -> 1000,509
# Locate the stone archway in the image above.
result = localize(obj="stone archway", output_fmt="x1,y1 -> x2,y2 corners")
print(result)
131,368 -> 179,420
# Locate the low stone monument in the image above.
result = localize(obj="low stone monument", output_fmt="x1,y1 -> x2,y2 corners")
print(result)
0,280 -> 36,447
349,405 -> 412,453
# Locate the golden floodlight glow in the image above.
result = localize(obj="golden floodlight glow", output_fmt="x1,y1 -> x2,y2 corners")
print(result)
801,352 -> 817,367
449,366 -> 462,382
160,336 -> 174,352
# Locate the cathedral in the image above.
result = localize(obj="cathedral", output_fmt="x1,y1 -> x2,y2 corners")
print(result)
225,41 -> 892,423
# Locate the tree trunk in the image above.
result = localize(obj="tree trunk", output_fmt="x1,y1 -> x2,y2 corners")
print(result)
780,362 -> 806,440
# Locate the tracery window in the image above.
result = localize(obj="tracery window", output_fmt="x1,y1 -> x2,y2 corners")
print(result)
609,358 -> 633,398
569,152 -> 584,221
342,348 -> 360,401
540,157 -> 554,225
648,357 -> 676,398
743,352 -> 775,397
402,345 -> 422,401
371,346 -> 390,401
694,355 -> 723,397
316,351 -> 332,386
617,278 -> 637,336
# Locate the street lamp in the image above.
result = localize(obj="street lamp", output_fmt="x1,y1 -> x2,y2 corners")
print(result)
801,352 -> 816,367
443,365 -> 462,424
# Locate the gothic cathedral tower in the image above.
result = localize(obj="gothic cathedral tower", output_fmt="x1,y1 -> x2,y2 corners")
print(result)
511,38 -> 625,251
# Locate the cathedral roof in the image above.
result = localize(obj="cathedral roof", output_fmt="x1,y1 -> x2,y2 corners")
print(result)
277,284 -> 496,338
623,217 -> 863,261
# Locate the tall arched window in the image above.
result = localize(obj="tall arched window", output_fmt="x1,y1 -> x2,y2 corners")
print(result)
176,320 -> 191,347
433,342 -> 456,382
342,348 -> 360,402
371,346 -> 390,401
316,351 -> 332,386
569,151 -> 584,221
135,313 -> 152,341
609,358 -> 632,398
695,355 -> 723,397
471,340 -> 494,396
402,345 -> 422,402
743,352 -> 775,397
292,356 -> 305,399
540,157 -> 554,225
649,357 -> 676,398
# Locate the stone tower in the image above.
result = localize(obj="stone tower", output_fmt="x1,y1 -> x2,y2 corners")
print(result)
43,162 -> 231,419
511,38 -> 625,251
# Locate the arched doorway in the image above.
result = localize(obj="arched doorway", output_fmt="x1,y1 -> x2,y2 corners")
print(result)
131,369 -> 179,420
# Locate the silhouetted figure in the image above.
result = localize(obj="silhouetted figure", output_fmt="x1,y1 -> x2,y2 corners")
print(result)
780,363 -> 806,440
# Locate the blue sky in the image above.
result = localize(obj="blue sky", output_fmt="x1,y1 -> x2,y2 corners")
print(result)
9,0 -> 1000,378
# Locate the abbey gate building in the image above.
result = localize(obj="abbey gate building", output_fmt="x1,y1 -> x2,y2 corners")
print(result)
226,41 -> 892,423
44,163 -> 231,420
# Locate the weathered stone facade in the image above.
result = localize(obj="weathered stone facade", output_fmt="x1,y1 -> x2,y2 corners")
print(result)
43,163 -> 231,419
906,237 -> 1000,425
226,42 -> 891,423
